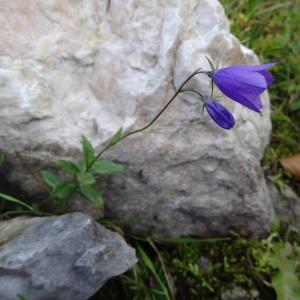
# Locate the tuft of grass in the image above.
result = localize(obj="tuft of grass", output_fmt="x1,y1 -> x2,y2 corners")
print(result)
94,238 -> 175,300
94,229 -> 299,300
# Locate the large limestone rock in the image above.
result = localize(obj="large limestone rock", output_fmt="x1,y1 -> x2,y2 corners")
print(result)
0,213 -> 137,300
0,0 -> 273,236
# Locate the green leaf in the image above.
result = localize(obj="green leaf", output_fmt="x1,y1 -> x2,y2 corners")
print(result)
77,172 -> 95,187
90,160 -> 125,175
57,160 -> 79,176
40,171 -> 60,189
269,242 -> 300,300
80,185 -> 104,207
0,193 -> 33,211
81,135 -> 95,170
271,112 -> 291,123
17,295 -> 28,300
137,244 -> 171,300
76,159 -> 86,172
52,181 -> 77,200
110,127 -> 123,145
289,99 -> 300,112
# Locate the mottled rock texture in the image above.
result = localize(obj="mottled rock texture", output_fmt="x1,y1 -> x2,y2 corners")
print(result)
0,0 -> 273,236
269,182 -> 300,229
0,213 -> 137,300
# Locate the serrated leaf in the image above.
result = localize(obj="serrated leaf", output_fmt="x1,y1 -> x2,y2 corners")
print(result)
80,185 -> 104,207
40,170 -> 60,189
52,181 -> 77,200
90,160 -> 125,175
57,160 -> 79,176
77,172 -> 95,187
0,193 -> 33,211
81,135 -> 95,170
110,127 -> 123,145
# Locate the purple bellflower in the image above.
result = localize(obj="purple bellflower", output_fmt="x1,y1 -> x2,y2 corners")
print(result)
212,63 -> 276,113
204,100 -> 235,130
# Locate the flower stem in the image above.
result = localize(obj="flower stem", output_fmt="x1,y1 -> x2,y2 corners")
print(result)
93,68 -> 206,162
180,89 -> 204,100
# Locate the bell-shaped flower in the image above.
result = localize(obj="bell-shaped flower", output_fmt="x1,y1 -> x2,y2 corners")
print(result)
204,100 -> 235,130
212,63 -> 276,113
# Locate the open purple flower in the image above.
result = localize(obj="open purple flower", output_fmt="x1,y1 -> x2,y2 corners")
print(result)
212,63 -> 276,113
204,100 -> 235,130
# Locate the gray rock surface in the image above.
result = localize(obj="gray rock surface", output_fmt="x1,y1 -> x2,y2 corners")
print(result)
0,0 -> 273,236
0,213 -> 137,300
268,182 -> 300,229
221,286 -> 259,300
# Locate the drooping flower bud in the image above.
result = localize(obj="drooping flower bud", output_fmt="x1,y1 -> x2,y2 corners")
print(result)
204,100 -> 235,130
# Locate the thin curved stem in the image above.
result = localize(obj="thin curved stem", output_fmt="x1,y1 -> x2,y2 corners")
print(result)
93,69 -> 207,162
180,89 -> 204,99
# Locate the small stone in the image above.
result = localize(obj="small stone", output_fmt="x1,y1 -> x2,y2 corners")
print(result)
268,182 -> 300,229
0,213 -> 137,300
221,286 -> 259,300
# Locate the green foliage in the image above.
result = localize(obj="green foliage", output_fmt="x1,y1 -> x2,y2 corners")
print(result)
80,185 -> 104,207
268,242 -> 300,300
52,181 -> 77,202
40,171 -> 77,209
0,153 -> 38,217
164,236 -> 271,299
97,239 -> 173,300
81,135 -> 96,170
95,227 -> 300,300
110,127 -> 123,145
40,170 -> 61,189
0,193 -> 33,211
289,100 -> 300,113
77,172 -> 96,186
130,243 -> 171,300
41,135 -> 125,211
57,160 -> 79,176
90,160 -> 125,175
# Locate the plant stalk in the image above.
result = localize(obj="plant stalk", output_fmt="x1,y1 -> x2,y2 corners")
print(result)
93,68 -> 206,162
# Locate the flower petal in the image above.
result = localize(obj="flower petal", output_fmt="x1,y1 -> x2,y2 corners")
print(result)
204,100 -> 235,129
252,96 -> 263,111
213,66 -> 269,112
214,67 -> 267,99
258,70 -> 274,85
212,82 -> 262,112
226,62 -> 277,71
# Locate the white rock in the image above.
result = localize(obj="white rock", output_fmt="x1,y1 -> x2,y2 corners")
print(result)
0,0 -> 273,236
